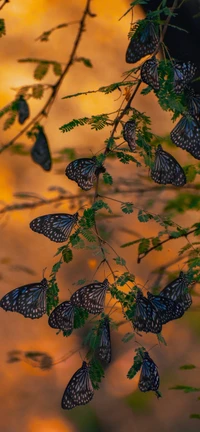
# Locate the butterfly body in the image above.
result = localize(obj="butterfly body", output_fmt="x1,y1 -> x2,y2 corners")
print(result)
170,115 -> 200,160
97,316 -> 111,364
123,120 -> 136,151
138,351 -> 160,397
160,271 -> 192,312
126,21 -> 159,64
62,361 -> 94,409
141,57 -> 159,90
65,157 -> 105,191
18,96 -> 30,124
133,290 -> 162,334
0,278 -> 48,319
147,292 -> 184,324
30,212 -> 78,243
151,144 -> 186,186
48,301 -> 74,332
31,128 -> 52,171
70,279 -> 109,314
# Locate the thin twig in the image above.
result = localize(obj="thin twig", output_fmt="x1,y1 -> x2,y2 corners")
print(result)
0,0 -> 9,11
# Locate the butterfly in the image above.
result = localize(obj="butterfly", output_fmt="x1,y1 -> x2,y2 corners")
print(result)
133,290 -> 162,334
65,157 -> 105,191
123,120 -> 136,152
186,88 -> 200,117
141,57 -> 159,90
126,21 -> 159,64
151,144 -> 186,186
18,95 -> 30,124
147,292 -> 184,324
160,271 -> 192,312
138,351 -> 160,398
29,212 -> 78,243
96,316 -> 111,364
0,278 -> 48,319
61,361 -> 94,409
48,301 -> 74,333
31,127 -> 52,171
70,279 -> 109,314
173,61 -> 197,94
170,115 -> 200,160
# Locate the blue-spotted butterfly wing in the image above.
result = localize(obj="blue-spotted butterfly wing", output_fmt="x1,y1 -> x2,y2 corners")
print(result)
141,57 -> 159,90
97,316 -> 111,364
123,120 -> 136,152
133,290 -> 162,334
61,361 -> 94,409
147,292 -> 184,324
173,62 -> 197,94
160,271 -> 192,312
48,301 -> 74,332
18,96 -> 29,125
70,279 -> 109,314
126,22 -> 159,64
31,129 -> 52,171
138,352 -> 160,395
30,212 -> 78,243
151,144 -> 186,186
187,89 -> 200,117
65,157 -> 105,191
170,115 -> 200,160
0,278 -> 48,319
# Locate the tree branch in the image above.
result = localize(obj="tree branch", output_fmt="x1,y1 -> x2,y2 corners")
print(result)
0,0 -> 9,11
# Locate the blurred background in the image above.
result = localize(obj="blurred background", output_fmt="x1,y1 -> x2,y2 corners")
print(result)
0,0 -> 200,431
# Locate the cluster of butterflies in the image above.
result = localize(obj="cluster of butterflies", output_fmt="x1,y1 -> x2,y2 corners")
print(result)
0,267 -> 192,407
125,18 -> 200,185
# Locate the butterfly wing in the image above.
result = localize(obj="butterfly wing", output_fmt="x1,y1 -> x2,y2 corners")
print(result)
31,129 -> 52,171
30,212 -> 78,243
123,120 -> 136,152
0,278 -> 48,319
48,301 -> 74,332
97,316 -> 111,364
61,361 -> 94,409
66,158 -> 100,190
151,144 -> 186,186
138,352 -> 160,393
70,279 -> 109,314
147,292 -> 184,324
187,89 -> 200,116
160,272 -> 192,312
133,290 -> 162,334
126,22 -> 159,64
170,115 -> 200,160
141,57 -> 159,90
18,96 -> 29,124
173,62 -> 197,94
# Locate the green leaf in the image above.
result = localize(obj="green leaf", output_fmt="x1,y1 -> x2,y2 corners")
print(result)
52,260 -> 62,273
62,246 -> 73,263
114,257 -> 126,266
89,358 -> 105,390
116,151 -> 140,165
138,210 -> 153,222
80,229 -> 96,243
157,332 -> 167,345
127,348 -> 145,379
190,414 -> 200,419
10,144 -> 29,155
74,307 -> 89,329
92,200 -> 112,214
34,62 -> 49,80
169,385 -> 200,393
121,239 -> 141,248
75,57 -> 93,68
89,114 -> 109,131
103,172 -> 113,185
121,202 -> 134,214
32,84 -> 44,99
0,19 -> 6,38
116,272 -> 135,286
179,364 -> 196,370
152,237 -> 162,251
46,277 -> 59,315
53,62 -> 62,76
122,332 -> 135,343
138,238 -> 150,255
3,111 -> 17,130
59,117 -> 89,132
185,165 -> 197,182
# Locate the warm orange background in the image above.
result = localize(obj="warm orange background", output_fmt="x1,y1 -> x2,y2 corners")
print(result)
0,1 -> 200,431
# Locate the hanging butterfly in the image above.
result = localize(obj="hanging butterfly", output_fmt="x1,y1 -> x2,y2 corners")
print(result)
126,21 -> 159,64
48,301 -> 74,333
30,212 -> 78,243
160,271 -> 192,312
70,279 -> 109,314
133,290 -> 162,334
31,127 -> 52,171
141,57 -> 159,90
173,61 -> 197,94
0,278 -> 48,319
18,95 -> 30,124
147,292 -> 184,324
96,316 -> 111,364
123,120 -> 136,152
170,114 -> 200,160
65,156 -> 105,191
151,144 -> 186,186
186,88 -> 200,117
138,351 -> 160,398
61,361 -> 94,409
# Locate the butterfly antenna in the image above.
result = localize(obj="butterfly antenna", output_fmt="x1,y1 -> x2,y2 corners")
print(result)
148,343 -> 159,353
42,267 -> 47,278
